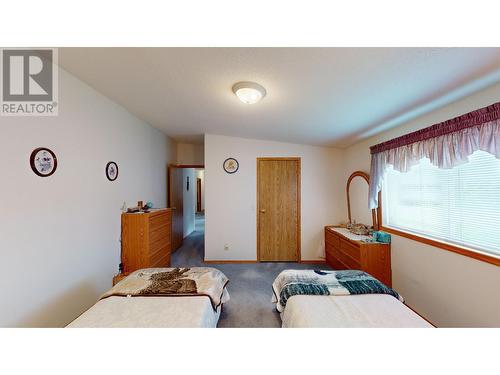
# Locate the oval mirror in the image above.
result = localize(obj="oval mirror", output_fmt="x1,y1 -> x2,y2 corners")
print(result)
347,171 -> 379,230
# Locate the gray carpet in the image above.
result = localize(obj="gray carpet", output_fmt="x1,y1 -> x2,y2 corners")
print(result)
171,213 -> 331,328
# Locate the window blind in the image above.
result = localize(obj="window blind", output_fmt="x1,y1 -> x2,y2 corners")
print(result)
382,150 -> 500,257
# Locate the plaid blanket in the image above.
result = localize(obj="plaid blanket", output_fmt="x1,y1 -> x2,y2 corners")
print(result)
272,269 -> 403,312
101,267 -> 230,311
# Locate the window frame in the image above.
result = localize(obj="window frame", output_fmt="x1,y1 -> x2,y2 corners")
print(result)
378,186 -> 500,267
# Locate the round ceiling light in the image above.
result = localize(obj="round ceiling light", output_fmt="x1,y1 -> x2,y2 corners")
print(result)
232,81 -> 266,104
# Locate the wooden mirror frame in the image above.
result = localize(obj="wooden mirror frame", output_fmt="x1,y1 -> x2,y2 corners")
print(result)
346,171 -> 381,230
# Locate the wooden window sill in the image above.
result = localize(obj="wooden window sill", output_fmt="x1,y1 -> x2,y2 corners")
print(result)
380,225 -> 500,267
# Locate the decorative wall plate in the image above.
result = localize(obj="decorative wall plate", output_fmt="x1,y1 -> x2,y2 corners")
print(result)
223,157 -> 239,174
105,161 -> 119,181
30,147 -> 57,177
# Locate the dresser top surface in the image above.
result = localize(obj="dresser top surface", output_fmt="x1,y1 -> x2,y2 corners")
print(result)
122,208 -> 172,217
325,226 -> 390,247
327,226 -> 372,242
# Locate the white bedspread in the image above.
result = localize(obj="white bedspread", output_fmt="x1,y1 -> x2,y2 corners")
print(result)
67,296 -> 221,328
281,294 -> 432,328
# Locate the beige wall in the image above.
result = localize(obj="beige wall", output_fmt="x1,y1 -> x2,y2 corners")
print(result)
341,82 -> 500,327
196,169 -> 205,211
182,168 -> 196,237
0,67 -> 176,327
177,142 -> 204,165
204,134 -> 345,261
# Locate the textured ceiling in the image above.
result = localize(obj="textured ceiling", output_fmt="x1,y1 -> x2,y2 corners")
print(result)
59,48 -> 500,147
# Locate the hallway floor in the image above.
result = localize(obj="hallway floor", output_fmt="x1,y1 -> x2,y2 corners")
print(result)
171,212 -> 331,328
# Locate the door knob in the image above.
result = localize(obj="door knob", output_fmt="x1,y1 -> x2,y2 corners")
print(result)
260,209 -> 266,213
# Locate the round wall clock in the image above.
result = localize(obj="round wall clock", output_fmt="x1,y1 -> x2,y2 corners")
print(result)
223,157 -> 239,174
105,161 -> 119,181
30,147 -> 57,177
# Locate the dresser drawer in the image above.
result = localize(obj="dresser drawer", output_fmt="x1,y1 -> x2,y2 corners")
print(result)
325,229 -> 340,248
325,241 -> 335,256
150,224 -> 171,244
326,249 -> 348,270
150,235 -> 171,256
330,244 -> 360,269
150,250 -> 171,268
149,212 -> 171,231
339,238 -> 361,262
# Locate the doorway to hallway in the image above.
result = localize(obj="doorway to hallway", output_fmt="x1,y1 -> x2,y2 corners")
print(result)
168,164 -> 205,252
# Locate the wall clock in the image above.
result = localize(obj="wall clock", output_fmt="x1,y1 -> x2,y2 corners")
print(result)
223,157 -> 239,174
105,161 -> 119,181
30,147 -> 57,177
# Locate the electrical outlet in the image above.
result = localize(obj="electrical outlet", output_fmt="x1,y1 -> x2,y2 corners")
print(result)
224,244 -> 230,251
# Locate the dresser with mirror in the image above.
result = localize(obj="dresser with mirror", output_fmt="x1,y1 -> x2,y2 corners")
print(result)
325,171 -> 392,286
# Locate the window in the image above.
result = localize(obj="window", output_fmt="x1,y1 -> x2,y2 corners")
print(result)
382,150 -> 500,258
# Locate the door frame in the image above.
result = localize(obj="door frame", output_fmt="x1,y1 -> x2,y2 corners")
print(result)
196,177 -> 202,212
167,164 -> 204,251
167,164 -> 204,206
256,157 -> 301,262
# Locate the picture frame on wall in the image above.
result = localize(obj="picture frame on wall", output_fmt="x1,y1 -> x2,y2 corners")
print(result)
105,161 -> 119,181
30,147 -> 58,177
223,157 -> 239,174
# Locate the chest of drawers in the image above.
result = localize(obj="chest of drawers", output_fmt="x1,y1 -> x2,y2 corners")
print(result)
325,226 -> 392,287
121,208 -> 173,274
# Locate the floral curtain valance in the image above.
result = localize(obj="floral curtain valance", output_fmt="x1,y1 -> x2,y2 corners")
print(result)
369,102 -> 500,209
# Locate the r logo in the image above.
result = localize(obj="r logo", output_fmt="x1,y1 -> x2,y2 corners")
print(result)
2,49 -> 53,102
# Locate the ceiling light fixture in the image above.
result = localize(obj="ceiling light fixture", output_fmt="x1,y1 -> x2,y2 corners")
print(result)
232,81 -> 266,104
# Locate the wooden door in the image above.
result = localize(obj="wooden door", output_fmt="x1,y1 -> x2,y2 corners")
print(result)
257,158 -> 300,261
196,178 -> 202,212
168,165 -> 184,251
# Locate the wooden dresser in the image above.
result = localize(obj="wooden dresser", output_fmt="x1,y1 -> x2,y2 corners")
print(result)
325,226 -> 392,287
121,208 -> 173,274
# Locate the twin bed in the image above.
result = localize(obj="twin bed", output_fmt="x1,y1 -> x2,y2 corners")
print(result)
67,295 -> 221,328
68,267 -> 432,328
273,269 -> 432,328
68,267 -> 229,328
281,295 -> 432,328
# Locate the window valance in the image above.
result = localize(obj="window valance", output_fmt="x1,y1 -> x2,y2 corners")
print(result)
369,102 -> 500,209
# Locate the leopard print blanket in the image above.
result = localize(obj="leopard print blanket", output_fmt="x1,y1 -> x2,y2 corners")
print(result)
101,267 -> 229,310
